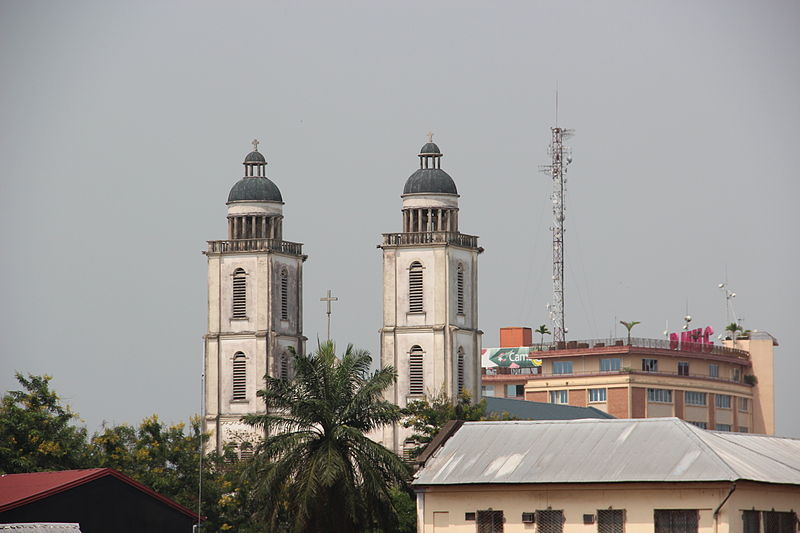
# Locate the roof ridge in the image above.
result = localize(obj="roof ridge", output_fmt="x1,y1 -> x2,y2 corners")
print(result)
673,420 -> 740,479
711,433 -> 800,476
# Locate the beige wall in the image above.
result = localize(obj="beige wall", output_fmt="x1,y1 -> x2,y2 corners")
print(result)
417,482 -> 799,533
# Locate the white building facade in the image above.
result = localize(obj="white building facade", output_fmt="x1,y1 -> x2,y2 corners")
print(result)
203,143 -> 306,455
379,140 -> 483,454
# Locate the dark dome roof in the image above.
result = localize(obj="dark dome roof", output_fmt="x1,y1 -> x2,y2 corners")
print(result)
403,168 -> 458,195
244,150 -> 266,163
227,176 -> 282,203
419,142 -> 441,155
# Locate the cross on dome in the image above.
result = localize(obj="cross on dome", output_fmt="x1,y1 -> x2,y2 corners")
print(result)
252,139 -> 260,151
426,132 -> 434,143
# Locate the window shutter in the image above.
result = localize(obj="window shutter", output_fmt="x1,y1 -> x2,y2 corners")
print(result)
409,262 -> 424,313
232,269 -> 247,319
280,269 -> 289,320
409,346 -> 424,395
232,353 -> 246,400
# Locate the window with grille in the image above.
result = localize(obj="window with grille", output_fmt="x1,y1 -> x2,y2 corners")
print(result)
654,510 -> 698,533
648,388 -> 672,403
716,423 -> 732,432
678,361 -> 689,376
588,388 -> 607,402
715,394 -> 732,408
239,442 -> 254,460
685,391 -> 707,406
477,510 -> 504,533
232,352 -> 246,400
232,268 -> 247,319
738,426 -> 748,433
280,269 -> 289,320
598,509 -> 625,533
687,421 -> 707,429
408,262 -> 424,313
744,511 -> 797,533
642,358 -> 658,372
600,358 -> 621,372
457,347 -> 465,395
409,346 -> 424,395
457,263 -> 465,315
537,510 -> 564,533
549,390 -> 568,404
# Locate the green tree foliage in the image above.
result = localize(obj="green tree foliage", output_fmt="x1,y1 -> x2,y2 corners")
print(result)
0,373 -> 89,473
401,390 -> 488,454
243,342 -> 410,533
535,324 -> 551,348
619,320 -> 641,345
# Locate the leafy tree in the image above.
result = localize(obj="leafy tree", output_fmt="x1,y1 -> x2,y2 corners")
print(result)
725,322 -> 743,342
401,390 -> 487,455
534,324 -> 551,349
0,373 -> 89,473
619,320 -> 641,345
243,342 -> 410,533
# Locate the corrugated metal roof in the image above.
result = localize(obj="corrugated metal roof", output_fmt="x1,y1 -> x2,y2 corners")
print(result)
0,524 -> 81,532
485,397 -> 615,420
412,418 -> 800,486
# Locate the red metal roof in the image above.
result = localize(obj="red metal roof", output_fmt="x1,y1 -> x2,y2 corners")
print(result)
0,468 -> 199,521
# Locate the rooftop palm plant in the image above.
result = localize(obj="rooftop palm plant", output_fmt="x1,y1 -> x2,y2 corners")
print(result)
619,320 -> 641,345
534,324 -> 551,350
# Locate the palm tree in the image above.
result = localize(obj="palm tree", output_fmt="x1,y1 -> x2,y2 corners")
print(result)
243,341 -> 409,533
534,324 -> 551,350
725,322 -> 743,345
619,320 -> 641,345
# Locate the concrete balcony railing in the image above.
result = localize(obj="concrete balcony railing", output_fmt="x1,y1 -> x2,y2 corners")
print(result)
206,238 -> 304,256
381,231 -> 479,249
528,337 -> 750,361
481,367 -> 754,386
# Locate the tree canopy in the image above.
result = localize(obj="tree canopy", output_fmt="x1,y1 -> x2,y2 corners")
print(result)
243,342 -> 410,533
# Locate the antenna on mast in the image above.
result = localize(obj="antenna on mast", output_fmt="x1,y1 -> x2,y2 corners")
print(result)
539,100 -> 574,344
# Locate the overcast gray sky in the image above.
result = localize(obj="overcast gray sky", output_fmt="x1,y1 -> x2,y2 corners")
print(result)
2,1 -> 798,437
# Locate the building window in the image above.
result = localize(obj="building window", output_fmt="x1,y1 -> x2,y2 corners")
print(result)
731,367 -> 741,382
642,358 -> 658,372
738,426 -> 748,433
239,442 -> 254,460
409,346 -> 424,395
536,510 -> 564,533
648,388 -> 672,403
600,358 -> 621,372
709,364 -> 719,378
687,421 -> 707,429
482,385 -> 495,397
279,352 -> 289,380
715,394 -> 732,409
552,361 -> 573,375
550,390 -> 568,404
588,388 -> 607,402
506,384 -> 524,398
280,268 -> 289,320
744,510 -> 798,533
232,268 -> 247,319
232,352 -> 246,400
716,423 -> 732,432
598,509 -> 625,533
655,510 -> 698,533
685,391 -> 707,406
457,263 -> 465,315
408,262 -> 424,313
738,397 -> 749,412
457,347 -> 465,395
477,510 -> 504,533
678,361 -> 689,376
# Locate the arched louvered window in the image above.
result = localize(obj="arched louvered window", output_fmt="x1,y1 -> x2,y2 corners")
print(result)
239,442 -> 254,460
456,263 -> 465,315
232,352 -> 246,400
409,262 -> 424,313
279,352 -> 289,380
457,347 -> 465,395
232,268 -> 247,319
280,268 -> 289,320
409,346 -> 424,395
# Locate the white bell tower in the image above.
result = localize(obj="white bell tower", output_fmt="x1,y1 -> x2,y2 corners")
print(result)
378,136 -> 483,454
203,140 -> 306,456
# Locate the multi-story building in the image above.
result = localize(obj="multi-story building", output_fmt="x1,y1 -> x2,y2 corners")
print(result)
379,138 -> 483,454
482,326 -> 776,434
203,142 -> 306,455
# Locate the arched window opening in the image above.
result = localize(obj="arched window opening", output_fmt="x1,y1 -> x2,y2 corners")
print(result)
409,262 -> 424,313
280,268 -> 289,320
457,347 -> 465,395
232,268 -> 247,319
239,442 -> 254,460
409,346 -> 424,395
232,352 -> 247,400
456,263 -> 465,315
280,352 -> 289,380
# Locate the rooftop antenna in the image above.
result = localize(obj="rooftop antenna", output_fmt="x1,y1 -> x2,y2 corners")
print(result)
683,299 -> 692,330
718,269 -> 738,326
539,89 -> 574,343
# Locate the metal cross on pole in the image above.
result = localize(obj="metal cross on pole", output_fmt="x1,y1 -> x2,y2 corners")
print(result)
426,131 -> 434,143
320,289 -> 338,341
252,138 -> 260,151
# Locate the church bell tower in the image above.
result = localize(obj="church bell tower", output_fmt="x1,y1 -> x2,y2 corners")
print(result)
203,140 -> 306,455
378,136 -> 483,454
